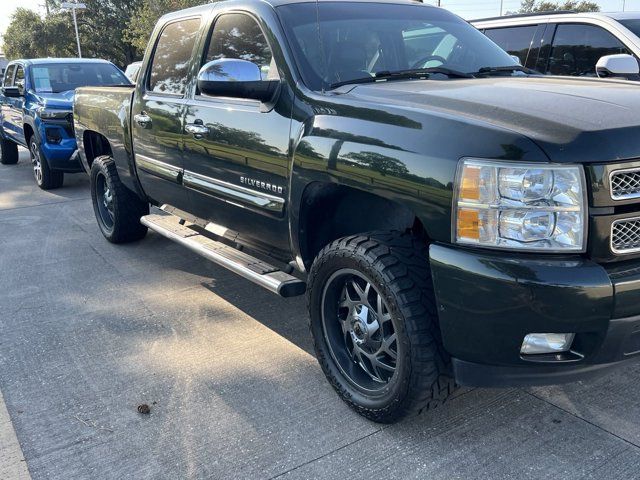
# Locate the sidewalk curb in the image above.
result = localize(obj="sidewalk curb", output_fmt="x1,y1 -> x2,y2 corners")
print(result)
0,389 -> 31,480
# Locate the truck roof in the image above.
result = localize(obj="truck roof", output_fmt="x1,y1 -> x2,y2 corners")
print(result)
8,58 -> 115,66
159,0 -> 432,21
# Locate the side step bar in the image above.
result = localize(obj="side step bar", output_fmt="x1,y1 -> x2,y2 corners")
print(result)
141,214 -> 306,298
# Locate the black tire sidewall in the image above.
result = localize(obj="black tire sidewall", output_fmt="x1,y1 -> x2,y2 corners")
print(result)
309,249 -> 412,414
91,159 -> 116,240
0,137 -> 19,165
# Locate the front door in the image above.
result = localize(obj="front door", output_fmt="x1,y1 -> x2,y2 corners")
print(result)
183,11 -> 292,255
131,16 -> 202,212
1,64 -> 24,145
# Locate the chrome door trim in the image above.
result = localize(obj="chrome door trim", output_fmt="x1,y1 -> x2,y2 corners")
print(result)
182,170 -> 284,213
136,155 -> 182,183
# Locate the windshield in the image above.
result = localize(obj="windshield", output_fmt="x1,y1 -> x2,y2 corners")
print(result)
30,63 -> 130,93
277,2 -> 518,90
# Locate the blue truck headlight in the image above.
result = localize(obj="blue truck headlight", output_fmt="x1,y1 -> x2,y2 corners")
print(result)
453,159 -> 587,252
38,108 -> 71,120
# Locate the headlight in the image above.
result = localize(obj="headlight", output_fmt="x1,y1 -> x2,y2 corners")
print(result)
453,159 -> 586,252
38,108 -> 71,120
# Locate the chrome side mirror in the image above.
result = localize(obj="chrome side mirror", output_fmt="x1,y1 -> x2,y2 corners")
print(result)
197,59 -> 280,102
596,54 -> 639,79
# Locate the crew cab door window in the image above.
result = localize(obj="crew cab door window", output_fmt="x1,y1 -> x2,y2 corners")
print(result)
484,25 -> 538,65
148,17 -> 201,95
548,23 -> 632,76
3,64 -> 16,87
204,13 -> 279,80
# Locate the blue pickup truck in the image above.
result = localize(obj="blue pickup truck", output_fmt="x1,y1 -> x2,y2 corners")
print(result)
0,58 -> 130,189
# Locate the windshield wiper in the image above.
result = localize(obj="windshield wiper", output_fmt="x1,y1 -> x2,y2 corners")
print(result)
473,65 -> 536,76
329,67 -> 474,89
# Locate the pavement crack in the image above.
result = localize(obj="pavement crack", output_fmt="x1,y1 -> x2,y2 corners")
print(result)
524,389 -> 640,450
267,427 -> 385,479
0,197 -> 90,212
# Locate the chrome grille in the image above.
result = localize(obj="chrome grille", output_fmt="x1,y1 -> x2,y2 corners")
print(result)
610,168 -> 640,200
611,217 -> 640,254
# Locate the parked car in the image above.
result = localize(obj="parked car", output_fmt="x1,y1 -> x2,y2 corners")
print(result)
0,58 -> 130,189
124,61 -> 142,82
473,11 -> 640,79
74,0 -> 640,423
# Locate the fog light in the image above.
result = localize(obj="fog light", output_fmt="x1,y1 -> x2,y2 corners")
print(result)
521,333 -> 575,355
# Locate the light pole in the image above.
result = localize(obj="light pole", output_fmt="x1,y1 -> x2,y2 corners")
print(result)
61,2 -> 86,58
500,0 -> 504,15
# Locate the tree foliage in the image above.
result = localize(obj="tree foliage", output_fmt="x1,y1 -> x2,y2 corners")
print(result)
3,0 -> 145,68
124,0 -> 210,53
517,0 -> 601,12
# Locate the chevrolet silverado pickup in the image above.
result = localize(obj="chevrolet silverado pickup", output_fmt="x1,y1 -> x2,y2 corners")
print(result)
74,0 -> 640,423
0,58 -> 129,189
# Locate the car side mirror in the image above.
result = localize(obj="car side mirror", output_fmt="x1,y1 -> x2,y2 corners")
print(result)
510,55 -> 522,65
596,54 -> 639,79
2,86 -> 22,98
197,59 -> 280,103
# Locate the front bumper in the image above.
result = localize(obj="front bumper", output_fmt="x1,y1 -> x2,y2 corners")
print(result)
37,120 -> 82,173
429,244 -> 640,387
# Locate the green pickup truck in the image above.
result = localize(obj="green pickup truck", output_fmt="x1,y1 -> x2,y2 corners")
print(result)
73,0 -> 640,423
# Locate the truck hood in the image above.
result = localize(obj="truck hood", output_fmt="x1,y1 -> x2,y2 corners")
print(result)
35,90 -> 75,110
344,76 -> 640,163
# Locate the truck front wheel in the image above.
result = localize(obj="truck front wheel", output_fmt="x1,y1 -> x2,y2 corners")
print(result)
30,138 -> 63,189
0,137 -> 19,165
307,232 -> 456,423
90,156 -> 148,243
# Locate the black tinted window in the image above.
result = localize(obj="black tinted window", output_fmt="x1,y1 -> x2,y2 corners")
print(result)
485,25 -> 537,65
548,23 -> 630,76
620,19 -> 640,37
3,65 -> 16,87
205,14 -> 276,79
149,18 -> 201,95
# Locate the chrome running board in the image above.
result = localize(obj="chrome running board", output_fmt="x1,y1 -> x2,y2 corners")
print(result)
141,213 -> 305,298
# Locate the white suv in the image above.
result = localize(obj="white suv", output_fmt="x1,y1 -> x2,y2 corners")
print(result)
472,12 -> 640,79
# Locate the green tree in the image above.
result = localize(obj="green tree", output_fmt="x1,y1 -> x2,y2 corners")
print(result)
3,0 -> 145,68
125,0 -> 209,53
517,0 -> 600,12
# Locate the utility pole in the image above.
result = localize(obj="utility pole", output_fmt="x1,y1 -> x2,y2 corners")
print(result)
500,0 -> 504,15
61,2 -> 86,58
623,0 -> 626,11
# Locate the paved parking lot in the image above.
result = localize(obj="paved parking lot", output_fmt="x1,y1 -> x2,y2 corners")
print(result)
2,149 -> 640,479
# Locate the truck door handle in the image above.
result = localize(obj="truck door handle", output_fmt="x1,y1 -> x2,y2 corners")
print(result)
185,122 -> 209,137
134,113 -> 152,128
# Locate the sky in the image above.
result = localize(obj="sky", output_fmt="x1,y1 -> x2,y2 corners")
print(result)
1,0 -> 640,49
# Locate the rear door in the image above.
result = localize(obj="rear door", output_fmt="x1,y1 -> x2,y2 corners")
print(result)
546,23 -> 633,76
182,11 -> 292,254
131,16 -> 202,212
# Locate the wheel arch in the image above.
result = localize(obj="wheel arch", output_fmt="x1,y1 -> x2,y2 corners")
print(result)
295,181 -> 427,270
82,130 -> 113,170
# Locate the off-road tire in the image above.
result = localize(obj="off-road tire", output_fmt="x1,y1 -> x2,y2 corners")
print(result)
307,231 -> 456,423
0,137 -> 19,165
30,137 -> 63,189
90,155 -> 148,243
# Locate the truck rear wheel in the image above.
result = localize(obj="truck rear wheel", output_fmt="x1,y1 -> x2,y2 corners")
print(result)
307,232 -> 456,423
90,156 -> 148,243
0,137 -> 19,165
30,138 -> 63,189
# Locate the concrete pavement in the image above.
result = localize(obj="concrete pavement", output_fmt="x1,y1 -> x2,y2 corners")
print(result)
1,149 -> 640,479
